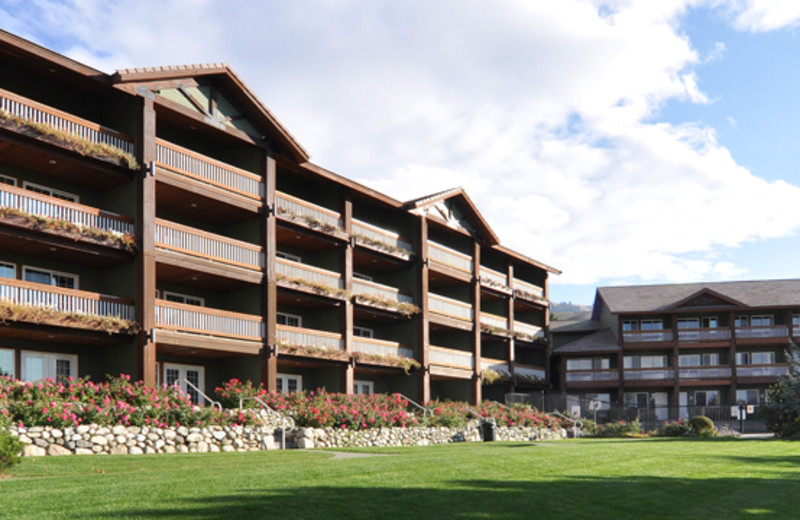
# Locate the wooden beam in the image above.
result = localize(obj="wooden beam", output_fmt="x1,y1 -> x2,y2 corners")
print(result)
137,97 -> 157,387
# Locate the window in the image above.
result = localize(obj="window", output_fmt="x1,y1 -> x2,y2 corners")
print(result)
163,291 -> 205,306
624,355 -> 667,369
586,393 -> 611,410
0,348 -> 14,377
751,315 -> 773,327
694,390 -> 720,406
734,316 -> 749,327
353,272 -> 373,282
622,320 -> 638,332
793,315 -> 800,327
736,389 -> 760,405
702,317 -> 719,328
21,351 -> 77,382
677,318 -> 699,329
353,326 -> 373,338
23,266 -> 77,289
354,380 -> 374,395
640,320 -> 663,331
276,374 -> 302,394
679,353 -> 719,367
624,392 -> 651,408
276,251 -> 301,263
746,352 -> 775,365
567,358 -> 608,370
164,363 -> 205,405
23,181 -> 79,203
0,174 -> 15,186
0,261 -> 15,279
277,312 -> 302,327
703,353 -> 719,366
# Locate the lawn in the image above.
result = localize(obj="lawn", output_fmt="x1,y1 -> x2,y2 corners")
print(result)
1,438 -> 799,519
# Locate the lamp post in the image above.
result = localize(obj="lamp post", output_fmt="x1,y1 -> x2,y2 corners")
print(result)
738,399 -> 746,434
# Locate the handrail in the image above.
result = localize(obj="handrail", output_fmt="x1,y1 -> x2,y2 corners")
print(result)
395,393 -> 432,417
548,410 -> 582,437
239,396 -> 295,450
179,379 -> 222,412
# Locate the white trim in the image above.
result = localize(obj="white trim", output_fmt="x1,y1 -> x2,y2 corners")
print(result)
353,272 -> 373,282
0,261 -> 16,279
0,173 -> 16,186
21,350 -> 77,382
0,348 -> 14,378
22,265 -> 78,289
277,312 -> 302,327
163,362 -> 205,404
277,373 -> 302,394
23,181 -> 79,203
163,291 -> 205,306
354,380 -> 374,395
276,251 -> 301,263
353,326 -> 373,338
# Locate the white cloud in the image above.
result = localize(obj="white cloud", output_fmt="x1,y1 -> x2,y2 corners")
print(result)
726,0 -> 800,31
4,0 -> 800,291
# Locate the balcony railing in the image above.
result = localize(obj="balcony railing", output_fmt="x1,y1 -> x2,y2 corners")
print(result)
677,328 -> 732,342
276,324 -> 344,351
565,369 -> 619,382
427,241 -> 473,273
275,191 -> 342,231
155,300 -> 263,340
514,320 -> 545,340
0,87 -> 134,154
479,266 -> 509,290
352,278 -> 412,304
429,345 -> 474,369
678,366 -> 732,379
623,330 -> 674,343
480,311 -> 508,330
480,357 -> 511,375
515,364 -> 546,381
353,337 -> 414,359
0,277 -> 135,321
0,183 -> 134,235
512,278 -> 544,299
736,326 -> 789,340
155,139 -> 263,200
736,364 -> 789,378
623,368 -> 674,381
276,258 -> 343,290
155,219 -> 264,270
351,219 -> 413,256
428,293 -> 473,321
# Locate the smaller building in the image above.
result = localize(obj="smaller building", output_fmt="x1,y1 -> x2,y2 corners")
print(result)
551,280 -> 799,426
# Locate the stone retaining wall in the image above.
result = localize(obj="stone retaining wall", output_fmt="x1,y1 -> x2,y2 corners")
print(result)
7,424 -> 566,456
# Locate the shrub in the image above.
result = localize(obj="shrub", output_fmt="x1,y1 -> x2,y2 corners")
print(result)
590,419 -> 642,438
656,419 -> 692,437
0,429 -> 23,472
764,355 -> 800,438
689,415 -> 715,436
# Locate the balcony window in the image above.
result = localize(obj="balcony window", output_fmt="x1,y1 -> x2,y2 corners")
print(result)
679,353 -> 719,367
0,261 -> 15,279
0,174 -> 15,186
21,351 -> 77,382
23,266 -> 77,289
677,318 -> 699,329
735,316 -> 748,327
751,315 -> 773,327
702,317 -> 719,328
277,312 -> 302,327
277,374 -> 302,394
736,389 -> 760,405
737,352 -> 775,365
354,380 -> 374,395
0,348 -> 14,377
353,326 -> 373,338
624,355 -> 667,369
353,272 -> 373,282
622,320 -> 638,331
276,251 -> 301,263
163,291 -> 205,306
567,358 -> 609,370
23,181 -> 79,203
693,390 -> 720,406
640,320 -> 663,331
793,315 -> 800,326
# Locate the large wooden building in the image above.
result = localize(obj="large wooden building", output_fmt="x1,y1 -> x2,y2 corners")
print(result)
0,30 -> 558,405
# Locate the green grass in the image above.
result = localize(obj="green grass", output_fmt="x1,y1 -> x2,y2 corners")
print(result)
2,438 -> 799,519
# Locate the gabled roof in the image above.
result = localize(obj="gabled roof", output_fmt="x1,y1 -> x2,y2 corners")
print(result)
550,319 -> 604,334
665,287 -> 746,310
112,63 -> 309,162
406,187 -> 500,245
553,329 -> 620,354
595,279 -> 800,315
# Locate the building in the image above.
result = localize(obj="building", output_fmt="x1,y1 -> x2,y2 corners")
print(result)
0,29 -> 558,405
552,280 -> 799,424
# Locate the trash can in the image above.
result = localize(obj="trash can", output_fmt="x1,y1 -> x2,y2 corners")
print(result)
481,420 -> 496,442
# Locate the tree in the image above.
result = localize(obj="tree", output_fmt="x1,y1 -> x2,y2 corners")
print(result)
763,343 -> 800,438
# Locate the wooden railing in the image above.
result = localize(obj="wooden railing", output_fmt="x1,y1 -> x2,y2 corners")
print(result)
275,191 -> 342,230
512,278 -> 544,298
736,326 -> 789,340
480,311 -> 508,330
428,293 -> 473,321
479,266 -> 508,289
623,330 -> 674,343
427,241 -> 473,273
353,337 -> 414,358
565,369 -> 619,382
678,366 -> 732,379
0,183 -> 134,235
677,328 -> 732,342
514,320 -> 544,339
352,278 -> 412,303
429,345 -> 474,369
276,324 -> 344,351
155,300 -> 263,340
351,219 -> 413,255
0,87 -> 134,154
480,357 -> 511,375
623,368 -> 674,381
275,258 -> 343,289
736,364 -> 789,377
515,364 -> 546,380
155,139 -> 263,200
0,278 -> 135,321
155,218 -> 264,270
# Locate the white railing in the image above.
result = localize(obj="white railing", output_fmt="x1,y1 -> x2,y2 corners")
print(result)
566,370 -> 619,382
155,218 -> 264,270
736,365 -> 789,377
514,320 -> 545,339
429,346 -> 474,369
0,184 -> 134,235
353,337 -> 414,358
351,219 -> 413,255
155,139 -> 263,200
427,241 -> 473,273
155,300 -> 264,340
275,191 -> 342,230
736,326 -> 789,339
678,367 -> 732,379
352,278 -> 412,304
0,87 -> 134,154
677,329 -> 732,342
514,364 -> 546,380
480,358 -> 511,376
276,324 -> 344,351
623,330 -> 674,343
479,266 -> 508,289
0,278 -> 135,321
512,278 -> 544,298
480,312 -> 508,330
428,293 -> 473,321
623,369 -> 673,381
276,258 -> 343,290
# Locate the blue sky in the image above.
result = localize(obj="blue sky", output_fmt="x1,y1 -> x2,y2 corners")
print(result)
3,1 -> 800,305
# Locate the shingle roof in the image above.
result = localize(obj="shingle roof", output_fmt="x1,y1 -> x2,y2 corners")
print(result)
550,319 -> 604,333
596,279 -> 800,314
553,329 -> 621,354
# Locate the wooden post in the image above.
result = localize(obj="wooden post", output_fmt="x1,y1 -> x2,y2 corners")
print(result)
261,150 -> 278,390
472,240 -> 482,405
418,217 -> 430,404
342,191 -> 354,394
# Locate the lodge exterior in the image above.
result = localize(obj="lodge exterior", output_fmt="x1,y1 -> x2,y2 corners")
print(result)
551,280 -> 800,422
0,30 -> 558,405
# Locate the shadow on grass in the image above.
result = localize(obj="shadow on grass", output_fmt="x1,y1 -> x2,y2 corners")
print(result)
100,474 -> 800,520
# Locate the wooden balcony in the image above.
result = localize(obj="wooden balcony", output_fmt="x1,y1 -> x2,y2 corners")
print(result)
736,364 -> 789,378
0,87 -> 134,156
155,218 -> 264,272
480,357 -> 511,379
623,368 -> 674,382
155,300 -> 263,341
565,369 -> 619,383
512,278 -> 545,301
514,363 -> 546,382
428,293 -> 473,324
623,329 -> 674,344
353,337 -> 414,359
276,324 -> 344,355
352,278 -> 415,314
352,218 -> 413,260
275,258 -> 345,298
429,345 -> 474,370
275,191 -> 343,237
479,266 -> 511,293
155,138 -> 264,202
736,325 -> 789,341
514,320 -> 545,342
678,366 -> 732,380
0,277 -> 135,320
677,328 -> 732,343
427,241 -> 473,274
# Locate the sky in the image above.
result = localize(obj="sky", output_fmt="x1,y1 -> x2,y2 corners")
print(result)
3,0 -> 800,305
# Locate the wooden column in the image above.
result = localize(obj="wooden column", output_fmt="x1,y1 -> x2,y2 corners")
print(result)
261,151 -> 278,390
507,262 -> 516,392
136,97 -> 157,386
342,191 -> 354,394
671,314 -> 680,419
728,310 -> 737,405
471,241 -> 482,405
418,217 -> 430,404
